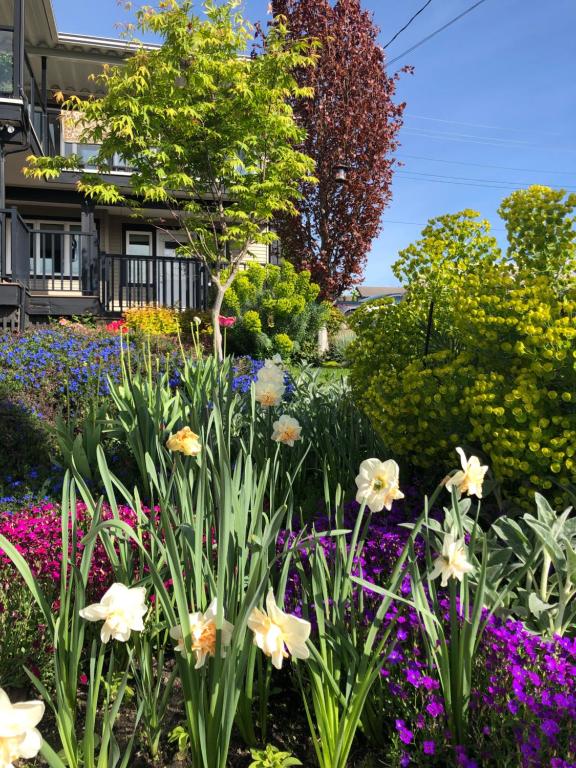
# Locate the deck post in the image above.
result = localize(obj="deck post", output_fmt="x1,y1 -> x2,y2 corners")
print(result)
80,198 -> 97,294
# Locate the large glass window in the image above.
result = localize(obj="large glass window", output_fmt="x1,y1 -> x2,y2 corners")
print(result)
64,142 -> 100,169
0,29 -> 14,97
126,231 -> 154,286
28,221 -> 82,278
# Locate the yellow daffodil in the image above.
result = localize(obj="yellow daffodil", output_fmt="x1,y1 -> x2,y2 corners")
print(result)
271,415 -> 302,446
445,447 -> 488,498
79,583 -> 147,643
170,599 -> 234,669
0,687 -> 45,768
248,589 -> 311,670
166,426 -> 202,456
430,533 -> 474,587
355,458 -> 405,513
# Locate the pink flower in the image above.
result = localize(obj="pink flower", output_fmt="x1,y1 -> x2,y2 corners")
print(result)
106,320 -> 128,334
218,315 -> 236,328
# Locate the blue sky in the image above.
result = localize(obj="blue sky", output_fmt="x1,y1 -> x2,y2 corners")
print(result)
52,0 -> 576,286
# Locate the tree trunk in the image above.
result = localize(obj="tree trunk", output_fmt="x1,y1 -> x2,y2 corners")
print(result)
211,283 -> 225,362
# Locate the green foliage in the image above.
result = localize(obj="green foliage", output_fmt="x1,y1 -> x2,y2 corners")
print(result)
25,0 -> 318,358
243,310 -> 263,333
249,745 -> 302,767
273,333 -> 294,357
124,306 -> 181,336
297,489 -> 423,768
349,192 -> 576,506
0,578 -> 53,688
498,185 -> 576,279
223,260 -> 328,358
488,493 -> 576,636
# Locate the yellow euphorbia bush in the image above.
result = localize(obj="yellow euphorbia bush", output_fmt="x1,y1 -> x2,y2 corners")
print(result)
123,306 -> 181,336
349,264 -> 576,506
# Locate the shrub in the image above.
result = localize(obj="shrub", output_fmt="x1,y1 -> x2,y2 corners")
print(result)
273,333 -> 294,357
222,261 -> 329,358
124,305 -> 180,336
349,203 -> 576,506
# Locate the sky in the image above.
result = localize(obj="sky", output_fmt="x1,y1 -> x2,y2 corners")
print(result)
51,0 -> 576,287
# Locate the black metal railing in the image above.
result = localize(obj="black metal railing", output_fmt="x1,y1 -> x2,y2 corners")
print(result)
0,207 -> 30,285
0,210 -> 98,293
100,253 -> 208,313
29,229 -> 98,293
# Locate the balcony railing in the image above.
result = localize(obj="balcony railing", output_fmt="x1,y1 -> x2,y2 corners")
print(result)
0,209 -> 97,292
1,210 -> 209,314
0,207 -> 30,285
100,253 -> 208,314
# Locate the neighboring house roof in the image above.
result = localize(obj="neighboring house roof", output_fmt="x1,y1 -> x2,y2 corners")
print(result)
337,285 -> 405,314
357,286 -> 406,299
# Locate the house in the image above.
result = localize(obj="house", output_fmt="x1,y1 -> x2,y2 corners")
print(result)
337,285 -> 406,314
0,0 -> 274,329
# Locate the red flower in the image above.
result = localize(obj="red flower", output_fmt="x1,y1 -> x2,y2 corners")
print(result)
106,320 -> 128,334
218,315 -> 237,328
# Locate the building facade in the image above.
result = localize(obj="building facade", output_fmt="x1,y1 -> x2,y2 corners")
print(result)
0,0 -> 272,328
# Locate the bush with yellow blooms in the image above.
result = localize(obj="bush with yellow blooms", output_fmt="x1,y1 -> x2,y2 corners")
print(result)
349,187 -> 576,506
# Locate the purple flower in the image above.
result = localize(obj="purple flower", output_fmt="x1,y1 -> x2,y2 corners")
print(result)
423,740 -> 435,755
426,699 -> 444,718
541,719 -> 560,739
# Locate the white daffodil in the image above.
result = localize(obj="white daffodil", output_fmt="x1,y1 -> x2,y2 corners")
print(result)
355,458 -> 405,513
254,378 -> 285,408
271,415 -> 302,446
445,447 -> 488,499
79,583 -> 147,643
248,589 -> 311,670
166,426 -> 202,457
0,687 -> 45,768
257,360 -> 285,385
170,599 -> 234,669
430,533 -> 475,587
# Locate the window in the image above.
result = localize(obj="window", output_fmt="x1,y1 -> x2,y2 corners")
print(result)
0,30 -> 13,97
125,231 -> 154,286
28,221 -> 82,278
64,142 -> 100,169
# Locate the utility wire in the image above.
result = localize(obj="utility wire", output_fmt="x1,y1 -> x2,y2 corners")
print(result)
383,217 -> 506,232
397,153 -> 576,177
397,169 -> 576,189
406,113 -> 561,138
387,0 -> 491,67
396,172 -> 576,192
403,127 -> 531,146
383,0 -> 434,49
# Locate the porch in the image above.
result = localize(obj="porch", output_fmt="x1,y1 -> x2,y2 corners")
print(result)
0,207 -> 209,328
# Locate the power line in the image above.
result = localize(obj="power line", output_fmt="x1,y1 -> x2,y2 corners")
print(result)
383,217 -> 506,232
387,0 -> 491,67
403,128 -> 531,146
383,1 -> 434,49
396,153 -> 576,177
400,128 -> 570,150
405,114 -> 561,138
397,169 -> 576,190
395,172 -> 573,192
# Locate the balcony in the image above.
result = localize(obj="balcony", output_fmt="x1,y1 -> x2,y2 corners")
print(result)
0,208 -> 209,319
